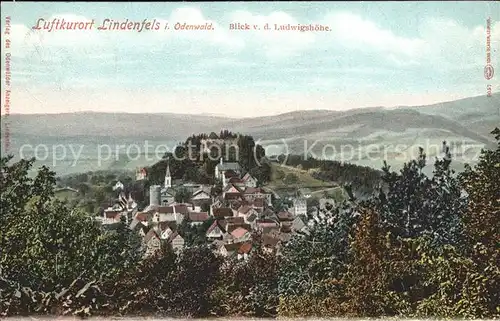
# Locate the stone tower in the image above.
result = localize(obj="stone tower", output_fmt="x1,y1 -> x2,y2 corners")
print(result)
149,185 -> 161,206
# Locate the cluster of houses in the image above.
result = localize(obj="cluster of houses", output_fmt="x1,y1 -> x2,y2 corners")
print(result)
98,158 -> 314,260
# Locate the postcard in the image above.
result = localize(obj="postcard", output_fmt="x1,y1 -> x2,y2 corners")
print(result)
1,1 -> 499,319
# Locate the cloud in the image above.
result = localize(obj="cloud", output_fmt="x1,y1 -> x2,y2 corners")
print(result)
8,24 -> 41,58
417,18 -> 500,70
323,12 -> 425,58
4,6 -> 500,92
316,12 -> 500,72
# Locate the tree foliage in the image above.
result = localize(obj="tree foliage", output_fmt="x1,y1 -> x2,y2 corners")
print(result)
278,130 -> 499,318
0,155 -> 142,292
376,145 -> 466,247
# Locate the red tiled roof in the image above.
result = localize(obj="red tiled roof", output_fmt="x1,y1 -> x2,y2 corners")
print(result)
225,194 -> 244,201
224,242 -> 243,252
224,187 -> 243,194
244,187 -> 257,194
105,211 -> 121,219
157,206 -> 174,214
256,219 -> 279,228
188,212 -> 209,222
227,223 -> 251,234
244,187 -> 267,194
158,221 -> 175,232
156,204 -> 190,214
174,204 -> 189,214
135,212 -> 150,222
263,226 -> 280,234
225,217 -> 245,225
213,207 -> 233,218
262,208 -> 276,218
167,231 -> 182,243
217,219 -> 227,229
231,227 -> 249,239
238,242 -> 252,254
228,177 -> 244,184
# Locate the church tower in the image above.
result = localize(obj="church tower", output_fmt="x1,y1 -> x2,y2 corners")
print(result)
164,158 -> 172,188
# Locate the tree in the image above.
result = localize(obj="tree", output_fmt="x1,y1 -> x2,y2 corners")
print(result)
457,128 -> 500,315
343,206 -> 387,316
0,156 -> 55,226
249,162 -> 272,185
201,202 -> 211,213
214,235 -> 279,317
342,206 -> 421,317
279,199 -> 358,300
92,186 -> 107,207
175,187 -> 191,203
178,218 -> 214,247
272,198 -> 292,212
376,146 -> 466,247
306,197 -> 319,211
459,128 -> 500,253
171,246 -> 223,316
0,155 -> 142,292
77,182 -> 91,197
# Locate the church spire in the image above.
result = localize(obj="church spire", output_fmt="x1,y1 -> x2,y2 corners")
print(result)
164,157 -> 172,188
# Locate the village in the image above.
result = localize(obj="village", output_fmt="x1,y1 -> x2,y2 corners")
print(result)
96,154 -> 324,259
91,135 -> 343,260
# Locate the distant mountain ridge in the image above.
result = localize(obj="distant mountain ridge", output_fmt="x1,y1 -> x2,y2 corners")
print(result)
1,93 -> 498,175
3,93 -> 498,142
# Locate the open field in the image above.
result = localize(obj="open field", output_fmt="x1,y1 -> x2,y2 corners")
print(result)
267,163 -> 334,189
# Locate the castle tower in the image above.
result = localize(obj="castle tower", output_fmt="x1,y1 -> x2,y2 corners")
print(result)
149,185 -> 161,206
164,158 -> 172,188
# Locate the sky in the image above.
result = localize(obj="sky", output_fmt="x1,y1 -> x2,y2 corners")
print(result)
1,1 -> 499,118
